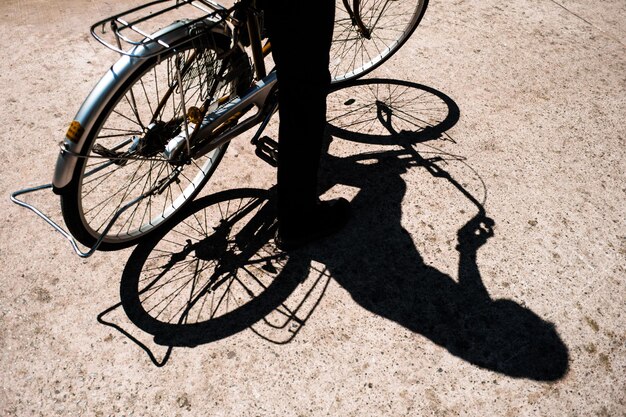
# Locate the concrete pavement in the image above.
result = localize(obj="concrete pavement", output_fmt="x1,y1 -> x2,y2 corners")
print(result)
0,0 -> 624,415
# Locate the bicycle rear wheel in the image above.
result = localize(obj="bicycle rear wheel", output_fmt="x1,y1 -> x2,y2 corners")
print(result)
330,0 -> 428,84
60,26 -> 252,250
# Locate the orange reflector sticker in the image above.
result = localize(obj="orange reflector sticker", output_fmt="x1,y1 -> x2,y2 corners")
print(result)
66,121 -> 84,143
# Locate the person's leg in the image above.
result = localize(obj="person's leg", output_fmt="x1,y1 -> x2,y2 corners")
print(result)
263,0 -> 349,248
263,0 -> 348,243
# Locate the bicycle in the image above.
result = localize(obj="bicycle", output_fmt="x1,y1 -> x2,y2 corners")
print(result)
11,0 -> 429,256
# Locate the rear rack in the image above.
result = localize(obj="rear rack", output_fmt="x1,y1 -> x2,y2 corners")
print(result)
90,0 -> 232,57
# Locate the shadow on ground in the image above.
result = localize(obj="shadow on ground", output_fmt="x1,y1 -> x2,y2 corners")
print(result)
100,79 -> 568,380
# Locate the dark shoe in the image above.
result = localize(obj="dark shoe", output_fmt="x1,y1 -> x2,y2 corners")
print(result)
276,198 -> 351,251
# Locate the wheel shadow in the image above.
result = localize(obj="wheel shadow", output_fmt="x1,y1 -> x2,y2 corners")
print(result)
99,187 -> 332,365
99,78 -> 568,380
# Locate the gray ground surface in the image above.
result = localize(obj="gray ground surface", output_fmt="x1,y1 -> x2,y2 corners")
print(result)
1,0 -> 624,415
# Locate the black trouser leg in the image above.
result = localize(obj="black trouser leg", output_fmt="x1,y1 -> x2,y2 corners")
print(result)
263,0 -> 336,227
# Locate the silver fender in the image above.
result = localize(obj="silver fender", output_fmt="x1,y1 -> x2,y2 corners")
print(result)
52,19 -> 229,193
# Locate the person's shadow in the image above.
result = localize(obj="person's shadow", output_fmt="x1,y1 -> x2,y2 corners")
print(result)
301,79 -> 569,380
308,147 -> 567,380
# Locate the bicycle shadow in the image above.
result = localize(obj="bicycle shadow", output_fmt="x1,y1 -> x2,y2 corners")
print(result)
99,79 -> 568,380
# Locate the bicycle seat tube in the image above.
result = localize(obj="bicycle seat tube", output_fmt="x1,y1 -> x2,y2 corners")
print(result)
237,0 -> 267,79
246,0 -> 267,80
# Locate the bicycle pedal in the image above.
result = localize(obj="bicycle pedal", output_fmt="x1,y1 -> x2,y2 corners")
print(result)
254,136 -> 278,167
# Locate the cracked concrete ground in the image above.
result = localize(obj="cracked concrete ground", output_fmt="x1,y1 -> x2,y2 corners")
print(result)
1,0 -> 624,415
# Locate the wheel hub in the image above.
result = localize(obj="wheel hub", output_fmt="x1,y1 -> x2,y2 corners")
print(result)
137,120 -> 182,157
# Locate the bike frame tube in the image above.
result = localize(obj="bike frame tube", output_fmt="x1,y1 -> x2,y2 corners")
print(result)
187,6 -> 277,156
246,7 -> 267,79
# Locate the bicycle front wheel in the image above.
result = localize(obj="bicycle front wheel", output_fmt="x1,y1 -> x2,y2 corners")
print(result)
330,0 -> 429,84
60,26 -> 252,250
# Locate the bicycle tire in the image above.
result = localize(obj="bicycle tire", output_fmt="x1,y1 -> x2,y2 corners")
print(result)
330,0 -> 429,85
60,24 -> 252,251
